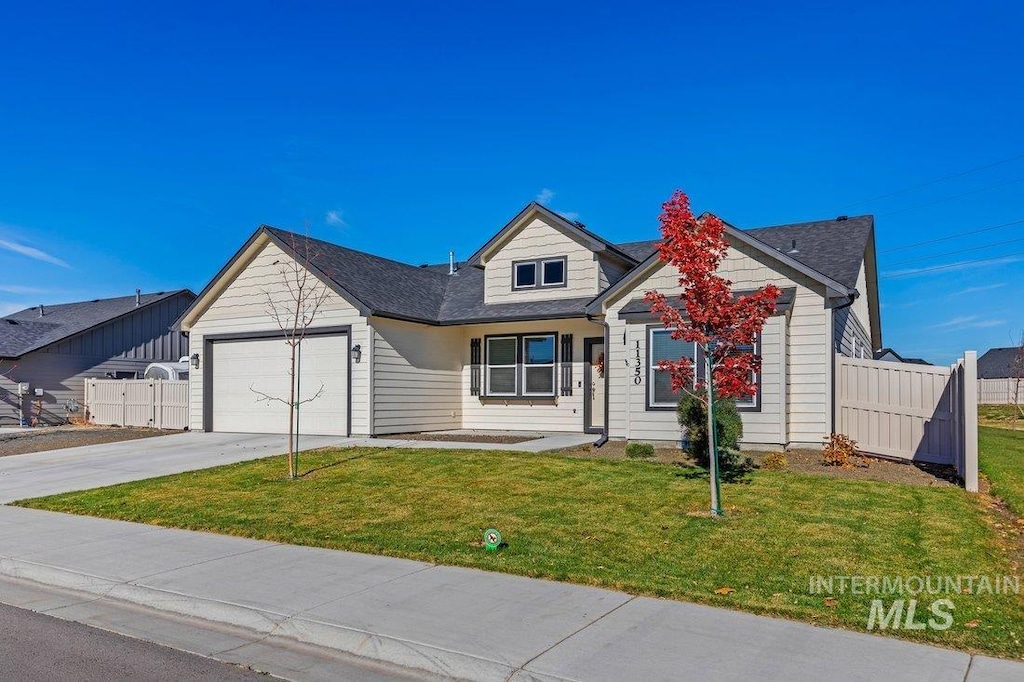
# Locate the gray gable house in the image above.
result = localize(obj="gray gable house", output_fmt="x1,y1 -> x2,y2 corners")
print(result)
977,347 -> 1022,379
1,290 -> 195,426
176,204 -> 880,448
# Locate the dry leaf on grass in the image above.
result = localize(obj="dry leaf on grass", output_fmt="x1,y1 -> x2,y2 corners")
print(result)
965,619 -> 980,628
714,586 -> 735,595
824,597 -> 838,608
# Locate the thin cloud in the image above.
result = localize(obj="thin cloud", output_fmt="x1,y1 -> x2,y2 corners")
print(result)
558,210 -> 580,221
0,239 -> 70,268
325,210 -> 347,228
884,255 -> 1024,278
947,283 -> 1007,297
930,315 -> 1005,330
535,188 -> 555,205
0,284 -> 49,294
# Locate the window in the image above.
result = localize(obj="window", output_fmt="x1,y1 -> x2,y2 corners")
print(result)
511,257 -> 566,290
486,337 -> 518,396
732,341 -> 758,407
513,262 -> 537,289
648,328 -> 697,408
485,333 -> 557,397
523,335 -> 555,395
541,258 -> 565,286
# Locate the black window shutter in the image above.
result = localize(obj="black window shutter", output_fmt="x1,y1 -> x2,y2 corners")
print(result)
470,338 -> 482,396
560,334 -> 573,396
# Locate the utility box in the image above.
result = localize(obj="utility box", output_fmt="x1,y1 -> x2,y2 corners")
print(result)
17,382 -> 30,396
33,388 -> 44,397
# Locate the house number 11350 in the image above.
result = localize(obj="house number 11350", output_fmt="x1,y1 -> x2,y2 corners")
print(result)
633,340 -> 642,385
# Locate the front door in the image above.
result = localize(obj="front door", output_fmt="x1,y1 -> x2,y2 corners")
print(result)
584,338 -> 605,433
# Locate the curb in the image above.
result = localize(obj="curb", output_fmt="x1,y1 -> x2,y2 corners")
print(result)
0,556 -> 527,682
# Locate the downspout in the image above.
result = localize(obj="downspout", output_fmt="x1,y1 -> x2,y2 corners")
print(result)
830,291 -> 859,433
589,313 -> 610,447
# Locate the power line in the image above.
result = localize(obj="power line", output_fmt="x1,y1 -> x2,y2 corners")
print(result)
878,176 -> 1024,217
880,217 -> 1024,254
842,151 -> 1024,209
880,252 -> 1024,279
883,235 -> 1024,268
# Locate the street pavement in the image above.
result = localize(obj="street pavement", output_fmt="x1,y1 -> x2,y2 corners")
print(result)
0,432 -> 1021,681
0,601 -> 264,681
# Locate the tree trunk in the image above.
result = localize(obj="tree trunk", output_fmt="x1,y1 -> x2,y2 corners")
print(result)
288,341 -> 296,479
705,347 -> 722,516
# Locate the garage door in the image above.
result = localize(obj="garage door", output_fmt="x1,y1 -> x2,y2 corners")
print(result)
211,334 -> 348,436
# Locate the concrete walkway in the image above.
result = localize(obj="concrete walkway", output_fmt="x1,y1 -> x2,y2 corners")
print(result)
0,434 -> 1020,681
0,431 -> 594,503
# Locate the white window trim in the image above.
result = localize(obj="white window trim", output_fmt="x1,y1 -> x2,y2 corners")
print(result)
648,327 -> 698,408
522,334 -> 557,396
513,262 -> 537,290
540,258 -> 566,287
486,336 -> 518,396
733,340 -> 758,408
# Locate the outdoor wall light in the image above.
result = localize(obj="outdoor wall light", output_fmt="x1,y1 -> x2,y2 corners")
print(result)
351,344 -> 362,363
190,353 -> 201,369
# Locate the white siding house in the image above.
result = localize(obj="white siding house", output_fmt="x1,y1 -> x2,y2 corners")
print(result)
177,203 -> 880,449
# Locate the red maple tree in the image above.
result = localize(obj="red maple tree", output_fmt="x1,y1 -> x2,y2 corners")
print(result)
644,191 -> 780,512
645,190 -> 781,402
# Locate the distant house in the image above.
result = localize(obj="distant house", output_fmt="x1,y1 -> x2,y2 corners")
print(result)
0,290 -> 195,426
873,348 -> 932,365
176,203 -> 880,449
978,347 -> 1022,379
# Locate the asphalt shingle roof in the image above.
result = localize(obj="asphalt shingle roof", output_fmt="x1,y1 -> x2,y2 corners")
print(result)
0,291 -> 191,358
265,213 -> 872,325
978,347 -> 1023,379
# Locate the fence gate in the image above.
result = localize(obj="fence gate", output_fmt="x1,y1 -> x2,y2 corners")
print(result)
834,352 -> 978,491
85,379 -> 189,430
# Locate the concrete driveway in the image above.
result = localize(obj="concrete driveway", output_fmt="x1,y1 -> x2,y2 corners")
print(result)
0,432 -> 354,503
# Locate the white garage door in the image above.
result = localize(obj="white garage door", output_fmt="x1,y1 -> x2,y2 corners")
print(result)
211,334 -> 349,436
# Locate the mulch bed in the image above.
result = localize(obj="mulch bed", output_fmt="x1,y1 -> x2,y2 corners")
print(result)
0,426 -> 172,457
390,433 -> 539,444
558,441 -> 959,488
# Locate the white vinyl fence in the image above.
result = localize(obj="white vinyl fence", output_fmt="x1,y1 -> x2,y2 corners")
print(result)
978,378 -> 1023,405
85,379 -> 189,430
835,351 -> 978,491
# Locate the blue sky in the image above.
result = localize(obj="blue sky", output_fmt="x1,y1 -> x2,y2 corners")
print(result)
0,1 -> 1021,364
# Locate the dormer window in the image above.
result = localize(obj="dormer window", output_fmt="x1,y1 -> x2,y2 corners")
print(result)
512,256 -> 567,290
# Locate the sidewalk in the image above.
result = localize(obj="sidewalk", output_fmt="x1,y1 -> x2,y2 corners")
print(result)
1,505 -> 1020,681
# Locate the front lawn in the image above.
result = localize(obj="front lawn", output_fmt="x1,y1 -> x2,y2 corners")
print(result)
17,447 -> 1023,659
980,426 -> 1024,517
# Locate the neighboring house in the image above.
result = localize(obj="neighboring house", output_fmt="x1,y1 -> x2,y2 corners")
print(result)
873,348 -> 932,365
176,203 -> 880,448
977,347 -> 1022,379
0,290 -> 196,426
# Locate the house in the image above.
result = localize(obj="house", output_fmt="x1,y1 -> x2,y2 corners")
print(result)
977,347 -> 1022,379
175,203 -> 880,448
873,348 -> 932,365
0,290 -> 196,426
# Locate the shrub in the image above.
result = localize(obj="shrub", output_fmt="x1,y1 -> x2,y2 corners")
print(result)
822,433 -> 858,468
625,442 -> 655,458
678,394 -> 743,468
761,451 -> 787,471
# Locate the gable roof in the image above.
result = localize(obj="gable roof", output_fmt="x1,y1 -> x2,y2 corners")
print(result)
978,347 -> 1023,379
466,202 -> 638,268
873,348 -> 932,365
181,206 -> 877,329
586,215 -> 868,315
0,290 -> 194,359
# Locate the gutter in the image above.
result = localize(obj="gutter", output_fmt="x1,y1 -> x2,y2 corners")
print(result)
829,291 -> 859,433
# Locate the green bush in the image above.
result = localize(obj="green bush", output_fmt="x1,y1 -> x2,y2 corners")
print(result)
625,442 -> 655,458
678,394 -> 743,468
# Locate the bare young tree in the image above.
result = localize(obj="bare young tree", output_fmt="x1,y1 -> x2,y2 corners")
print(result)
250,231 -> 331,478
1012,331 -> 1024,429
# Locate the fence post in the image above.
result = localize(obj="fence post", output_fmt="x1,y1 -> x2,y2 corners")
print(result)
963,351 -> 979,492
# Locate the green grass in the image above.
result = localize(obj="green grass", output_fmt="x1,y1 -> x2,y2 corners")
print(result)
980,426 -> 1024,517
17,447 -> 1023,659
980,404 -> 1024,429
